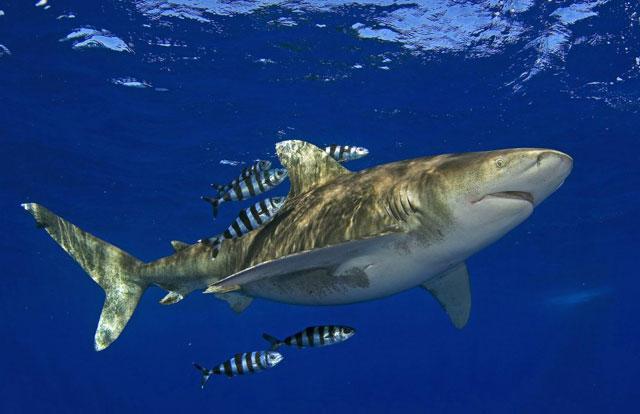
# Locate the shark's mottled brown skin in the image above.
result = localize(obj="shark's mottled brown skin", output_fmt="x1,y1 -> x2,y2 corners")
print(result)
22,140 -> 572,351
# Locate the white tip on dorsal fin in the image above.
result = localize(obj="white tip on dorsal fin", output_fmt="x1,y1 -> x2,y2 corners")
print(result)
275,140 -> 350,197
422,262 -> 471,329
171,240 -> 190,252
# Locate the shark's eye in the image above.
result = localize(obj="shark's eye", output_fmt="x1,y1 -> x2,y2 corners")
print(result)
495,158 -> 505,169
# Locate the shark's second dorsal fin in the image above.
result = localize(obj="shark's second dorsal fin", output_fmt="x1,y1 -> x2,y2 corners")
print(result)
276,140 -> 350,197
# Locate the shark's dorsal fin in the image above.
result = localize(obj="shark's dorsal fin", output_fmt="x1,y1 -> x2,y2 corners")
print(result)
422,262 -> 471,329
171,240 -> 189,252
276,140 -> 350,197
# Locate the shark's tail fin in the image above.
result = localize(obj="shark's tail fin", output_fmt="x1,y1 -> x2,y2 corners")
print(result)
193,363 -> 213,389
201,196 -> 220,218
262,333 -> 283,350
21,203 -> 148,351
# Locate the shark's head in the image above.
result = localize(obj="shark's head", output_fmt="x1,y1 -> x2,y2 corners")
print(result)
410,148 -> 572,254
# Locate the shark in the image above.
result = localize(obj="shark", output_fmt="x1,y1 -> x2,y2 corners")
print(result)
22,140 -> 572,351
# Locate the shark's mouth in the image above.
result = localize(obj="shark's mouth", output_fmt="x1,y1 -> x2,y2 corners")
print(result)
475,191 -> 534,205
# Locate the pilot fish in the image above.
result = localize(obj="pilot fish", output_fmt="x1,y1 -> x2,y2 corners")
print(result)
211,160 -> 272,195
193,351 -> 284,388
201,196 -> 287,248
201,168 -> 288,217
262,326 -> 356,350
324,145 -> 369,162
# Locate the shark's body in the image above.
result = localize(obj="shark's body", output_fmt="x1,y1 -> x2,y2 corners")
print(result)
23,140 -> 572,351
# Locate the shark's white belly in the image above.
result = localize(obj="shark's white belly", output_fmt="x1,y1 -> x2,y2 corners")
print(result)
242,233 -> 464,305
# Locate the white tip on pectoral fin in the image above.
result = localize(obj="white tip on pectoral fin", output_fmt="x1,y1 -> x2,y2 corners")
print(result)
422,262 -> 471,329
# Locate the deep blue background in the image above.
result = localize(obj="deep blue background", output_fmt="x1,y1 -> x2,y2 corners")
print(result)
1,1 -> 639,412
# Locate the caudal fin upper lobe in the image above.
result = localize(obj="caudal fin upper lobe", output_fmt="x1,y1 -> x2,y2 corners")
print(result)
22,203 -> 148,351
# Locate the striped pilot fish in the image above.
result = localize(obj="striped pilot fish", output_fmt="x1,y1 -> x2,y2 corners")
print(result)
324,144 -> 369,163
262,326 -> 356,350
211,159 -> 272,195
201,168 -> 288,217
202,196 -> 287,248
193,351 -> 284,388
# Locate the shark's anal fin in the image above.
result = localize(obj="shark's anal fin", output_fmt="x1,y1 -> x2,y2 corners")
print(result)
422,262 -> 471,329
214,292 -> 253,313
159,291 -> 184,305
170,240 -> 189,252
276,140 -> 350,197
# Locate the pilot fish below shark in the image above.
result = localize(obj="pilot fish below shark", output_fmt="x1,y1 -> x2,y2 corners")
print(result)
262,325 -> 355,350
21,139 -> 572,351
193,351 -> 283,388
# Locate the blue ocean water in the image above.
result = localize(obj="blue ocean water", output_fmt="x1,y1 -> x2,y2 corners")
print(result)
1,0 -> 639,412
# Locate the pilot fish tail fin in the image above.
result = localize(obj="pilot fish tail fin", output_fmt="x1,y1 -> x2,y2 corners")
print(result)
21,203 -> 148,351
193,363 -> 213,389
201,196 -> 221,218
262,333 -> 283,350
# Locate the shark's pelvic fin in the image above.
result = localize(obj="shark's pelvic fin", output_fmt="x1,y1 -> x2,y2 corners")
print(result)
21,203 -> 148,351
275,140 -> 351,197
159,291 -> 184,305
170,240 -> 190,252
214,292 -> 253,313
422,262 -> 471,329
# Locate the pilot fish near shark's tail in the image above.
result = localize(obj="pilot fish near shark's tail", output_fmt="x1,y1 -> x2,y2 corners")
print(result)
193,351 -> 284,388
262,326 -> 356,350
201,196 -> 287,248
202,168 -> 288,218
324,145 -> 369,162
211,159 -> 272,195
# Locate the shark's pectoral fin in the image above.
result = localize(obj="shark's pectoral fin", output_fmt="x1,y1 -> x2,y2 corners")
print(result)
159,291 -> 184,305
276,140 -> 351,197
170,240 -> 190,252
422,262 -> 471,329
214,292 -> 253,313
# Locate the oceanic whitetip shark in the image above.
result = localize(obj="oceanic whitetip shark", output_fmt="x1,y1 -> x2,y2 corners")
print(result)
22,140 -> 572,351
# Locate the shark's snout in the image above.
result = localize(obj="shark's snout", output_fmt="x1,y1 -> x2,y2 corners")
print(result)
526,149 -> 573,206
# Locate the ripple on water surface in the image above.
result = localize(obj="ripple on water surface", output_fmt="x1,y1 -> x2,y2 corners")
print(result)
61,27 -> 133,53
